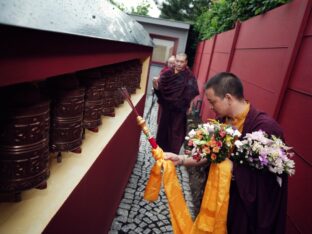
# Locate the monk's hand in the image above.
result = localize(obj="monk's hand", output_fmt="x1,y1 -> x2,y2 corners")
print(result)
164,152 -> 182,166
152,76 -> 159,90
187,105 -> 192,115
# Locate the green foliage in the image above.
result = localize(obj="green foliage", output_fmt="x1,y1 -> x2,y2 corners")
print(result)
108,0 -> 151,16
195,0 -> 291,40
108,0 -> 126,12
131,0 -> 151,16
160,0 -> 211,22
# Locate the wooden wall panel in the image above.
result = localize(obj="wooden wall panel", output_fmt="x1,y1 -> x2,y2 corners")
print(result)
192,41 -> 204,77
289,37 -> 312,95
286,152 -> 312,234
279,91 -> 312,163
236,0 -> 307,48
230,48 -> 288,116
197,52 -> 211,96
278,90 -> 312,233
196,39 -> 215,99
201,97 -> 215,122
214,29 -> 235,53
305,10 -> 312,36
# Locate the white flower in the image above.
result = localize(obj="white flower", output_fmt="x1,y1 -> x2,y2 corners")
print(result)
225,128 -> 234,135
185,136 -> 190,140
203,123 -> 215,132
233,130 -> 241,137
188,129 -> 196,138
234,140 -> 243,148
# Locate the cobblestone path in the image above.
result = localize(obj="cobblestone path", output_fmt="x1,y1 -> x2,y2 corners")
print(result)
109,96 -> 195,234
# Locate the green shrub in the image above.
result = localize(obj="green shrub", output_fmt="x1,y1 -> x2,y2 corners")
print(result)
195,0 -> 290,40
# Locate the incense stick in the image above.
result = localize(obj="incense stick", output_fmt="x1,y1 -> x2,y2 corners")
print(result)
119,87 -> 158,149
119,87 -> 140,116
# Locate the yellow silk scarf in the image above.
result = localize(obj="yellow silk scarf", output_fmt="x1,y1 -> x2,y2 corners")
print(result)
144,103 -> 250,234
144,147 -> 232,234
226,103 -> 250,132
144,147 -> 193,233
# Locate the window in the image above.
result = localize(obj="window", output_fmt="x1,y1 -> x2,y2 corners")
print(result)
150,34 -> 178,64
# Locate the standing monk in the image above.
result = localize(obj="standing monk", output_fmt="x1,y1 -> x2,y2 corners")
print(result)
153,53 -> 199,154
165,72 -> 288,233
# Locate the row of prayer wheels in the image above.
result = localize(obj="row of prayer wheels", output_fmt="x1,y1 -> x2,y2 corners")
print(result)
0,59 -> 142,202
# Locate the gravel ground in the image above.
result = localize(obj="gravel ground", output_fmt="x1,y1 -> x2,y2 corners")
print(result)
108,95 -> 196,234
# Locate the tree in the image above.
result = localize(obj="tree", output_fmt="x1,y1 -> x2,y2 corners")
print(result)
195,0 -> 291,40
108,0 -> 126,12
108,0 -> 151,16
131,0 -> 151,16
160,0 -> 211,22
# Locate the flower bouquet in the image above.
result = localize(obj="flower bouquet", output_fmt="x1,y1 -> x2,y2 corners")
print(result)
184,120 -> 241,163
233,130 -> 295,177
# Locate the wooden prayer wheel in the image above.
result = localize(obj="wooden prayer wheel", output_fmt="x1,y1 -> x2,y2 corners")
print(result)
102,90 -> 116,117
0,83 -> 50,202
78,69 -> 104,132
119,60 -> 142,94
113,73 -> 125,107
101,68 -> 119,116
128,60 -> 142,93
47,75 -> 85,162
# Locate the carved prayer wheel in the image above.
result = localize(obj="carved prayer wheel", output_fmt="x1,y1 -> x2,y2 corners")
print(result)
128,60 -> 142,93
78,69 -> 104,132
0,83 -> 50,202
47,75 -> 85,162
101,68 -> 119,116
119,60 -> 142,94
113,72 -> 124,107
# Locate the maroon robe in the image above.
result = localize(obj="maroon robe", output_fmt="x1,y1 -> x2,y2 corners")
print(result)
159,65 -> 171,76
155,68 -> 199,154
227,105 -> 288,234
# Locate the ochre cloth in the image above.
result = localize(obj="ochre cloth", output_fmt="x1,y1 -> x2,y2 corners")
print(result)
225,103 -> 250,132
144,147 -> 232,234
144,147 -> 193,233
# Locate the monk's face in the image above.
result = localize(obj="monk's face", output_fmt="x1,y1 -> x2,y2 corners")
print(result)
167,58 -> 175,68
175,55 -> 187,72
205,88 -> 230,117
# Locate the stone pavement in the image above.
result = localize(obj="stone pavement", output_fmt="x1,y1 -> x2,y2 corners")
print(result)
109,95 -> 195,234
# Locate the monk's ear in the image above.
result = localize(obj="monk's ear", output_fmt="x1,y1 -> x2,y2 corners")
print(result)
224,93 -> 234,103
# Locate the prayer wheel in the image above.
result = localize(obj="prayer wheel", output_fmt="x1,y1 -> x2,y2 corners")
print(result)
48,75 -> 85,162
121,60 -> 142,94
79,69 -> 104,132
113,72 -> 124,107
0,83 -> 50,202
101,68 -> 118,117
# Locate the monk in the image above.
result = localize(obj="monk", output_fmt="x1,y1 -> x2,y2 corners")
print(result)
153,53 -> 199,154
165,72 -> 288,233
160,55 -> 176,75
153,55 -> 176,124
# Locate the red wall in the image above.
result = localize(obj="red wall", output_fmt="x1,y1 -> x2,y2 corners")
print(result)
278,8 -> 312,233
0,25 -> 152,87
192,0 -> 312,232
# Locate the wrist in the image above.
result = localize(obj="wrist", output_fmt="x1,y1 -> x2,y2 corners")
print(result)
180,155 -> 186,166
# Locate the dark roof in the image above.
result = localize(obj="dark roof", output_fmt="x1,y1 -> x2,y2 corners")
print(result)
0,0 -> 153,46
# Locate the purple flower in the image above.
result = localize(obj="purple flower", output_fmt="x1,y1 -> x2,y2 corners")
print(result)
259,154 -> 268,166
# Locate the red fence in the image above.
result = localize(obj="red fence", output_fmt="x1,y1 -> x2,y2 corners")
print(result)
192,0 -> 312,233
